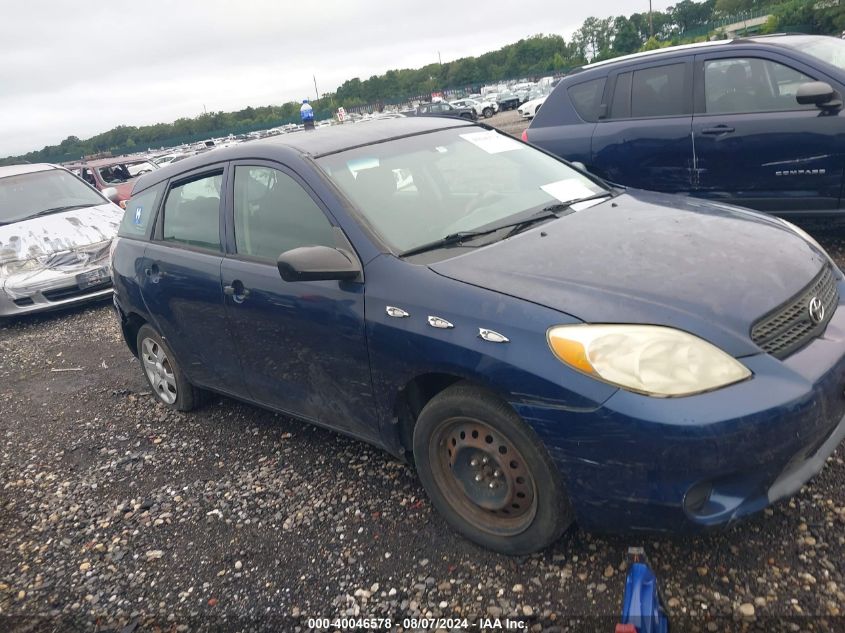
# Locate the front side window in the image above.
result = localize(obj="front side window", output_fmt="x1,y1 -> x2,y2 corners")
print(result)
568,78 -> 607,122
0,168 -> 106,225
704,57 -> 815,114
161,172 -> 222,251
317,128 -> 606,255
119,182 -> 164,239
233,166 -> 335,261
631,63 -> 687,117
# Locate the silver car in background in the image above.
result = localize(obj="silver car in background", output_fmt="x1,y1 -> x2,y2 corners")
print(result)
0,164 -> 123,316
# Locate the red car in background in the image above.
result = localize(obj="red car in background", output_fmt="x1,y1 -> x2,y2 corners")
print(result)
65,157 -> 157,207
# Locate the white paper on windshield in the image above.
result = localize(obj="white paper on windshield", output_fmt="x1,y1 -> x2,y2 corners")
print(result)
541,179 -> 597,204
460,131 -> 524,154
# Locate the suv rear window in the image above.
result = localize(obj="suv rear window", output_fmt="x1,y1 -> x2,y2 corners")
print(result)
567,78 -> 606,122
631,63 -> 687,117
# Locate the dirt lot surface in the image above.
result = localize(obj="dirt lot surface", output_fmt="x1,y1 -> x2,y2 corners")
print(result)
2,128 -> 845,631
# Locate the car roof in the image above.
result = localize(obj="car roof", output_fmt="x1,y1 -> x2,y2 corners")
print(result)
576,33 -> 821,73
0,163 -> 58,178
136,116 -> 476,191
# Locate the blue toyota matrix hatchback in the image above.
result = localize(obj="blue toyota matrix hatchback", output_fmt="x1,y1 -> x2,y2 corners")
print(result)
111,117 -> 845,554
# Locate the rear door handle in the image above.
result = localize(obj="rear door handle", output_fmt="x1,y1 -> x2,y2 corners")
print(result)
144,263 -> 167,283
223,280 -> 251,303
701,125 -> 735,135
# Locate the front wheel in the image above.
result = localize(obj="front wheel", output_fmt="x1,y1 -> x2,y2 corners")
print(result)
136,324 -> 200,411
482,107 -> 493,118
413,382 -> 574,554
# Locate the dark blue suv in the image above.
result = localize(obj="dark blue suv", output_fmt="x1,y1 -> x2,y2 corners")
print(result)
525,35 -> 845,217
111,117 -> 845,554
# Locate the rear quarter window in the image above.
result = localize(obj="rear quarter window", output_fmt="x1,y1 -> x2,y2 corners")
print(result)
118,182 -> 164,239
567,77 -> 607,122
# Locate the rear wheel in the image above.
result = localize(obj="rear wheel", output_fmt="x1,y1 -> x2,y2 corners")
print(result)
413,382 -> 573,554
136,324 -> 200,411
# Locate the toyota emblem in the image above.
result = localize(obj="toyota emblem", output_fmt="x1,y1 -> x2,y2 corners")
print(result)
808,296 -> 825,325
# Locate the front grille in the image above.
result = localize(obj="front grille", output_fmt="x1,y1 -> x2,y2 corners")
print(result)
42,280 -> 112,302
751,265 -> 838,359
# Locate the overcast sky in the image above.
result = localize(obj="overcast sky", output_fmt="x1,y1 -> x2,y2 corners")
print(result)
0,1 -> 673,157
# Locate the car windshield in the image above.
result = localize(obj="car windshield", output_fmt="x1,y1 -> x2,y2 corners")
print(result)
97,161 -> 156,184
772,35 -> 845,71
0,168 -> 105,224
317,127 -> 607,254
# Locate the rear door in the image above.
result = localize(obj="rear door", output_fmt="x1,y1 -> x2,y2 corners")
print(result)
220,161 -> 378,440
140,164 -> 245,393
691,50 -> 844,213
591,57 -> 695,193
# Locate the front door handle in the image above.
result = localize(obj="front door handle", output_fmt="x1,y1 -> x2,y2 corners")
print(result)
224,280 -> 251,303
701,125 -> 735,135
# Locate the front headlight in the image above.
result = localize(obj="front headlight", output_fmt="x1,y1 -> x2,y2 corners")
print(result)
0,258 -> 42,277
547,324 -> 751,397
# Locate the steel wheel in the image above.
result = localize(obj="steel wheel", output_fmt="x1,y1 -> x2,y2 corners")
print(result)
429,416 -> 538,537
140,337 -> 177,405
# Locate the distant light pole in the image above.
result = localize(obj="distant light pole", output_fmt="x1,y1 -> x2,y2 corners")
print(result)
438,51 -> 442,65
649,0 -> 654,38
313,75 -> 319,102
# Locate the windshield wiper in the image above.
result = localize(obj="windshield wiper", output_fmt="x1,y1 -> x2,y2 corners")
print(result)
400,209 -> 561,257
539,191 -> 613,214
33,204 -> 93,218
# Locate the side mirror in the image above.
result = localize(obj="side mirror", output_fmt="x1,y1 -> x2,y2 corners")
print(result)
101,186 -> 120,203
276,246 -> 362,282
796,81 -> 842,109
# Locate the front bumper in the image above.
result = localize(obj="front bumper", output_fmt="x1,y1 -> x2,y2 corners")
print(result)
0,265 -> 113,316
513,298 -> 845,533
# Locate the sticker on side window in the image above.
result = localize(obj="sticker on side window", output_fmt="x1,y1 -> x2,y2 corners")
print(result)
460,131 -> 524,154
541,179 -> 597,203
133,206 -> 143,225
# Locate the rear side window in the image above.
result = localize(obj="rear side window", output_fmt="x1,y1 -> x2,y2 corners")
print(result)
118,182 -> 164,239
610,72 -> 632,118
161,172 -> 223,251
567,78 -> 607,122
631,63 -> 688,117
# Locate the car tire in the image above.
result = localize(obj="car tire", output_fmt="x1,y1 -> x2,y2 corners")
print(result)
136,324 -> 200,411
460,112 -> 473,120
413,381 -> 574,554
482,107 -> 493,118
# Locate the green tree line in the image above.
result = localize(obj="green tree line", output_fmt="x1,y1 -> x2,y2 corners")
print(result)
3,0 -> 843,165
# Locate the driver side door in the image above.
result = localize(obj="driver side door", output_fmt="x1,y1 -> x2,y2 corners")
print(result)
220,161 -> 379,440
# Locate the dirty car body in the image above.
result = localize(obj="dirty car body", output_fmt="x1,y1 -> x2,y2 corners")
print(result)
111,117 -> 845,541
0,164 -> 123,316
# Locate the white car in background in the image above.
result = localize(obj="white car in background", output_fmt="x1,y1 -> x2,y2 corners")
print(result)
518,95 -> 548,119
0,164 -> 123,316
449,98 -> 497,118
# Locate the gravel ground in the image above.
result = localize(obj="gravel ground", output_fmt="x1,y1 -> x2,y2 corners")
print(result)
2,184 -> 845,631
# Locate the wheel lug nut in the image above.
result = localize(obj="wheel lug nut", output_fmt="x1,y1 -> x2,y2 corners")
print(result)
488,481 -> 496,489
470,458 -> 479,467
494,470 -> 502,478
474,474 -> 483,482
482,457 -> 489,464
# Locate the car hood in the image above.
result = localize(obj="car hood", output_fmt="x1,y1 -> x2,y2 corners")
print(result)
0,203 -> 123,263
429,190 -> 828,357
